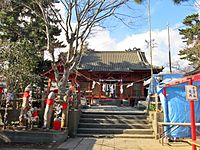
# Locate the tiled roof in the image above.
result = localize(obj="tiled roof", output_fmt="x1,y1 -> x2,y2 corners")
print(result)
77,51 -> 153,72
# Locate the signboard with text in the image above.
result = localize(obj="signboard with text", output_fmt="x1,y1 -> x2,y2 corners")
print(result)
185,85 -> 198,101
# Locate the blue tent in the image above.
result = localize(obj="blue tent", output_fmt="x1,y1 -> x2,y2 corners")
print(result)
148,74 -> 200,138
147,74 -> 183,94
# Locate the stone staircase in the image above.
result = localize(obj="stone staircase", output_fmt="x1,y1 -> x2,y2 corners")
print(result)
77,106 -> 154,138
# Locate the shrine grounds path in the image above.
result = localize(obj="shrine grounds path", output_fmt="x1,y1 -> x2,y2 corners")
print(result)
57,137 -> 191,150
0,106 -> 194,149
0,137 -> 192,150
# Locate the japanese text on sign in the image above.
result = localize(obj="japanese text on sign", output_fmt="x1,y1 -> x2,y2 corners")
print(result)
185,85 -> 198,101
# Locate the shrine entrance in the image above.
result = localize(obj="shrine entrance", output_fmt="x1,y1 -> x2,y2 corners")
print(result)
102,80 -> 118,99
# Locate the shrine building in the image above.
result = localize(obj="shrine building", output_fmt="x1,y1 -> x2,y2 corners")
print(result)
43,50 -> 163,105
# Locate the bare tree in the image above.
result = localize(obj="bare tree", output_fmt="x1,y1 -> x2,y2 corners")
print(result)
15,0 -> 142,128
30,0 -> 136,99
165,60 -> 194,73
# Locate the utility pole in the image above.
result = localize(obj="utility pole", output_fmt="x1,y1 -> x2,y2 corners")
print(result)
167,23 -> 172,73
148,0 -> 153,77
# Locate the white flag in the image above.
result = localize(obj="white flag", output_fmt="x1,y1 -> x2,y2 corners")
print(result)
76,82 -> 79,87
110,85 -> 114,94
102,84 -> 106,92
126,83 -> 133,88
92,81 -> 96,89
120,85 -> 123,94
96,82 -> 100,85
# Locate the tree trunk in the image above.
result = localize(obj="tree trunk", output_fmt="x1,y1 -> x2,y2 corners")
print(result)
61,107 -> 68,128
56,66 -> 70,128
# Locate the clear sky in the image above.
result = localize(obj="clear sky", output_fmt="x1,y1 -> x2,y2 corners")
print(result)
87,0 -> 199,72
106,0 -> 197,42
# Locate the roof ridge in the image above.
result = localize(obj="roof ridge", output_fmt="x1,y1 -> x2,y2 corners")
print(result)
89,51 -> 137,53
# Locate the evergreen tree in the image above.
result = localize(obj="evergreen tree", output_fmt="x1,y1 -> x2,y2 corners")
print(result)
179,13 -> 200,66
0,0 -> 62,90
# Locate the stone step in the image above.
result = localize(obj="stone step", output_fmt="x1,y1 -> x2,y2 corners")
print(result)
76,133 -> 155,139
79,118 -> 149,124
81,110 -> 146,115
78,123 -> 151,129
81,114 -> 147,119
77,128 -> 153,135
78,106 -> 154,138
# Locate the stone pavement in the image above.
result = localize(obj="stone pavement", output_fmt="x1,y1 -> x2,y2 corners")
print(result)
57,137 -> 192,150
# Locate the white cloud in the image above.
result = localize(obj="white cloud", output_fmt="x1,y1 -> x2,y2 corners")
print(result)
87,27 -> 188,69
87,27 -> 117,51
194,0 -> 200,14
46,1 -> 197,70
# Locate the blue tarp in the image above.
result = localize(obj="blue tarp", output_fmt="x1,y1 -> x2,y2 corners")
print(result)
148,74 -> 200,138
148,74 -> 183,95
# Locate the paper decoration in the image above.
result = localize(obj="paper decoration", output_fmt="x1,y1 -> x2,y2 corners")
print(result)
120,85 -> 123,94
92,81 -> 96,89
126,83 -> 133,88
110,85 -> 114,94
102,84 -> 106,92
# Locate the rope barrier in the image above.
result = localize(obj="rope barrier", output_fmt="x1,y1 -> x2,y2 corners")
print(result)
75,70 -> 151,86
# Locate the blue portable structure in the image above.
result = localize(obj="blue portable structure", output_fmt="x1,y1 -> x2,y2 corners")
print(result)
162,75 -> 200,138
147,73 -> 200,138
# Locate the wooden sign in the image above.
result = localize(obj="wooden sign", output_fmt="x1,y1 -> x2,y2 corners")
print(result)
185,85 -> 198,101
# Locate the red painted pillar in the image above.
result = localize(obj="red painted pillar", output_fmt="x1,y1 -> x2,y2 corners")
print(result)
163,87 -> 166,97
71,79 -> 75,92
130,84 -> 133,106
46,78 -> 52,99
77,83 -> 81,105
141,82 -> 145,97
88,80 -> 92,104
88,81 -> 91,95
120,80 -> 122,99
163,86 -> 169,121
99,82 -> 102,99
130,74 -> 133,101
189,78 -> 197,150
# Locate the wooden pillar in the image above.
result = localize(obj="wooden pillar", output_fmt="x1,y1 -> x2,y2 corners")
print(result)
155,93 -> 159,112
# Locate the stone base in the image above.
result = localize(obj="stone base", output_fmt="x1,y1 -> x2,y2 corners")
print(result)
98,100 -> 122,106
68,109 -> 81,137
0,129 -> 68,144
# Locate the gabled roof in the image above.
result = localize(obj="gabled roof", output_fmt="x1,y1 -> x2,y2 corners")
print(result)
42,50 -> 163,79
77,50 -> 160,72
